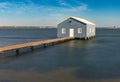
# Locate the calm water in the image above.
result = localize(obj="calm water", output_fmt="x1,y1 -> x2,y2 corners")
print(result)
0,28 -> 56,47
0,28 -> 120,82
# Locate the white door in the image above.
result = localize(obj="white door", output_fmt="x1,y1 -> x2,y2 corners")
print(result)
69,28 -> 74,37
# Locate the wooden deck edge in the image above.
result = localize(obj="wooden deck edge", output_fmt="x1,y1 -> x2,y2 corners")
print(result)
0,37 -> 74,54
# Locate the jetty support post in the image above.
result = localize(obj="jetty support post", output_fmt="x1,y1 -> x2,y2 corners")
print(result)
31,46 -> 34,51
16,49 -> 20,55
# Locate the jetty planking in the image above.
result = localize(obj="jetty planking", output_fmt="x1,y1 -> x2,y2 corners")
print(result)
0,37 -> 74,55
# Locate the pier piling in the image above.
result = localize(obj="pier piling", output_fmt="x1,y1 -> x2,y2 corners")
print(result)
16,49 -> 20,55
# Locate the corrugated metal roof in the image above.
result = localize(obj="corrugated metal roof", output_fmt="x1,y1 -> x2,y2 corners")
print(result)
70,16 -> 95,25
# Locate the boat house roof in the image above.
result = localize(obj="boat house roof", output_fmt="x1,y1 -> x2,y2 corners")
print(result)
69,16 -> 95,25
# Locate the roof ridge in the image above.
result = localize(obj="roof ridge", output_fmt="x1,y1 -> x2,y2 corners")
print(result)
70,16 -> 95,25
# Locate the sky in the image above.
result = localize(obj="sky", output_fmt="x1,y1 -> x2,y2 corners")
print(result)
0,0 -> 120,27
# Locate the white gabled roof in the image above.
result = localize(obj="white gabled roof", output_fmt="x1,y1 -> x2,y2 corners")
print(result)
70,16 -> 95,25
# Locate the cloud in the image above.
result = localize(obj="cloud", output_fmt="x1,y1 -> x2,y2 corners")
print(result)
62,3 -> 88,12
58,0 -> 70,6
0,2 -> 11,8
77,3 -> 88,11
0,1 -> 33,14
38,3 -> 89,13
0,1 -> 89,15
57,0 -> 89,11
0,1 -> 90,26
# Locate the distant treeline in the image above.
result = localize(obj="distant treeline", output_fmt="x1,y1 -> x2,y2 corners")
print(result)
0,26 -> 57,28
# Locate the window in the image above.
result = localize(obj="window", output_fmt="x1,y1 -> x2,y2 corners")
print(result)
89,28 -> 92,33
78,28 -> 82,33
92,29 -> 94,33
62,28 -> 66,34
90,28 -> 94,33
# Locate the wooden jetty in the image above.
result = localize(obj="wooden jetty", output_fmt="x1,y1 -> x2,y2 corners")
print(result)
0,37 -> 74,55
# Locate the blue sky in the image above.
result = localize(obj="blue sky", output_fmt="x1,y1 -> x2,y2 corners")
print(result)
0,0 -> 120,27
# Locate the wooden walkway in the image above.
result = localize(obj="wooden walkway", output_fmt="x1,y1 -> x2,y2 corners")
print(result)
0,37 -> 74,55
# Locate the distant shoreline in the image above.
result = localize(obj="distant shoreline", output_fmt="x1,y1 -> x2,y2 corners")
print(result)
0,26 -> 119,29
0,26 -> 57,28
